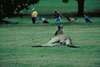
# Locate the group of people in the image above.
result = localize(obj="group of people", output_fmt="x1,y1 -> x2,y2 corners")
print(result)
31,8 -> 92,24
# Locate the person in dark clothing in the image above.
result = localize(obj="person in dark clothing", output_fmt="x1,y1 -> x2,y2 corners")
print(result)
84,15 -> 92,23
54,9 -> 62,23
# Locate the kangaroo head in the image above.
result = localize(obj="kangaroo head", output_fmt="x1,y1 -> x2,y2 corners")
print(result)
58,25 -> 63,30
55,25 -> 64,36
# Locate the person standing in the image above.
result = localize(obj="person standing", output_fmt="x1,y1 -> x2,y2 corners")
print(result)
31,8 -> 38,24
54,9 -> 62,23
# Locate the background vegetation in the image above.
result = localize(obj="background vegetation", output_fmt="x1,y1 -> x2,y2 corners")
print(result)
22,0 -> 100,15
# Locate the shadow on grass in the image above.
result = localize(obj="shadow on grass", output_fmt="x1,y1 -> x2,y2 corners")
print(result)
31,45 -> 80,48
0,21 -> 100,27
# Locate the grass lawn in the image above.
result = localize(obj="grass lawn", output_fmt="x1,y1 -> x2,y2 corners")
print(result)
0,18 -> 100,67
1,0 -> 100,67
21,0 -> 100,14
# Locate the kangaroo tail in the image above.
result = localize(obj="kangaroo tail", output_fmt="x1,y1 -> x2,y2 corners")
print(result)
67,45 -> 80,48
32,45 -> 43,47
31,45 -> 50,47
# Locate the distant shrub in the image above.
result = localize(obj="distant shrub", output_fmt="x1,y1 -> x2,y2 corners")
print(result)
62,0 -> 69,3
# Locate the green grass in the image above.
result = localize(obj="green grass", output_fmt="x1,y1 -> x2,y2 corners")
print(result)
21,0 -> 100,14
0,18 -> 100,67
4,17 -> 100,25
1,0 -> 100,66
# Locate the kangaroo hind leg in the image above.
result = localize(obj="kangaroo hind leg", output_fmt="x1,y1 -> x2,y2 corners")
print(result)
65,38 -> 73,46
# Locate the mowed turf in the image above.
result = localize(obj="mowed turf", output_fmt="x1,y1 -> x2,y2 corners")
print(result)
1,0 -> 100,67
0,21 -> 100,67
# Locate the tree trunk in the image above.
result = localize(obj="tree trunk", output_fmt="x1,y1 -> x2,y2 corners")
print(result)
77,0 -> 85,16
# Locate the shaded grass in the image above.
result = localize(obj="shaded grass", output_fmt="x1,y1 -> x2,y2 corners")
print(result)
3,17 -> 100,25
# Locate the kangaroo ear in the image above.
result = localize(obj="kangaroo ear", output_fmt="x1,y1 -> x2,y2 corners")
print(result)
58,25 -> 63,29
58,25 -> 61,29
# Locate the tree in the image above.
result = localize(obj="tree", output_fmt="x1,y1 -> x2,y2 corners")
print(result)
0,0 -> 39,24
62,0 -> 69,3
76,0 -> 85,16
62,0 -> 85,16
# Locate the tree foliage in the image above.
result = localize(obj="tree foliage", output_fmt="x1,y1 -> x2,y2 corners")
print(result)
62,0 -> 69,3
0,0 -> 39,18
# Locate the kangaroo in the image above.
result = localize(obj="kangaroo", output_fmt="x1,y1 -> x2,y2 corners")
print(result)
32,25 -> 79,48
